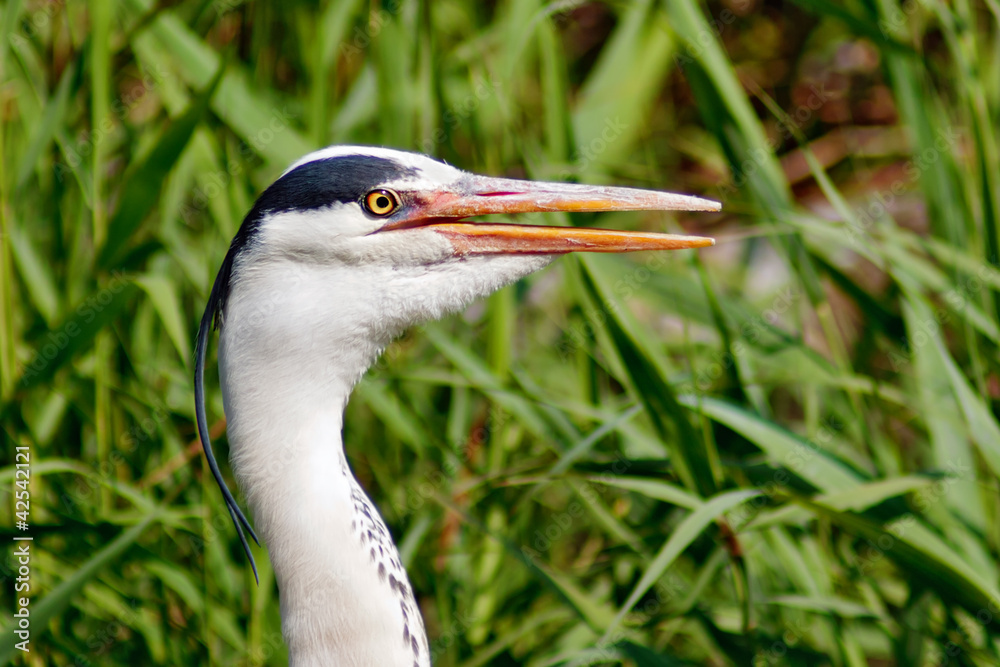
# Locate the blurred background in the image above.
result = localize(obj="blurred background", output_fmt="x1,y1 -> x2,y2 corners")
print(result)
2,0 -> 1000,665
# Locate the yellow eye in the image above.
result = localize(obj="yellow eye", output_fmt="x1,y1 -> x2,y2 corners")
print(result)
364,189 -> 400,216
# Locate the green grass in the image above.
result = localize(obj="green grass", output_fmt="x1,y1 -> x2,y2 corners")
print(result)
2,0 -> 1000,665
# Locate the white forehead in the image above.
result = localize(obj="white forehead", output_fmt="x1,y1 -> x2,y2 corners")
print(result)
282,145 -> 464,189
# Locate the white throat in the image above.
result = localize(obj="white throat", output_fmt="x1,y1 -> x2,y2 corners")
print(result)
217,247 -> 553,666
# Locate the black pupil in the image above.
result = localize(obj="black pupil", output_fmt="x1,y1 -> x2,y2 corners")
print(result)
376,195 -> 390,209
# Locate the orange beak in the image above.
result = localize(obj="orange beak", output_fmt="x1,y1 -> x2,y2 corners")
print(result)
378,174 -> 718,254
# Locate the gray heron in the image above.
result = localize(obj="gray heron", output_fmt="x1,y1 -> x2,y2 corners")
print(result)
194,146 -> 718,666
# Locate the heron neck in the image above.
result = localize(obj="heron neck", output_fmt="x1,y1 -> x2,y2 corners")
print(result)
218,332 -> 430,667
213,254 -> 555,665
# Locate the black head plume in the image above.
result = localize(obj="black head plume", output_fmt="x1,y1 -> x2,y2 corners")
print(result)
194,244 -> 260,584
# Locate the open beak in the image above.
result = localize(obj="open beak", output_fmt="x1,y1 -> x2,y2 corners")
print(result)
381,174 -> 719,255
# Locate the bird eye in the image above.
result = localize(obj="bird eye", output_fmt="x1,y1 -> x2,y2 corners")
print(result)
363,189 -> 400,216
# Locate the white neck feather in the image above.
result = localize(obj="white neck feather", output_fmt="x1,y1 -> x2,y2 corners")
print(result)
218,247 -> 553,666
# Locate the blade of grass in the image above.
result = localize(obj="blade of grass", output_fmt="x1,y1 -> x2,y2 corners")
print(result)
134,274 -> 191,367
0,516 -> 156,665
11,281 -> 138,395
601,489 -> 760,642
679,395 -> 863,493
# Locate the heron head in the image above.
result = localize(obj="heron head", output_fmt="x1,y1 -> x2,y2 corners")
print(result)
212,145 -> 717,331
